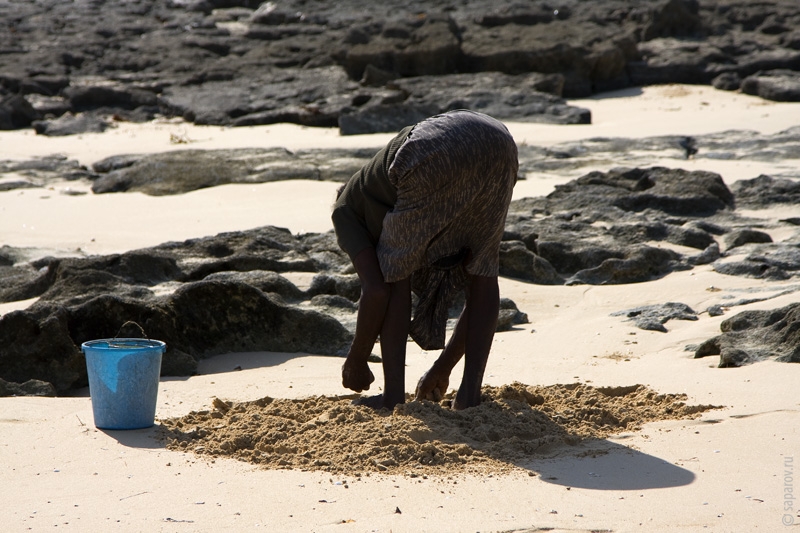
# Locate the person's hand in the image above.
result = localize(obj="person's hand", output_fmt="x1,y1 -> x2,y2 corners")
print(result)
415,366 -> 450,402
342,359 -> 374,393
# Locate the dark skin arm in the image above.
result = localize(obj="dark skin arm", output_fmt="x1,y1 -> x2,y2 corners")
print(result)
343,247 -> 498,411
341,247 -> 411,409
415,274 -> 499,409
341,247 -> 388,393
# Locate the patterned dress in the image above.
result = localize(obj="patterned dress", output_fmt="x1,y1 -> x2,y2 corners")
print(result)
332,110 -> 518,349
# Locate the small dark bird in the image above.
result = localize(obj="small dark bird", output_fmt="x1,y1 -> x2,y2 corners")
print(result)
679,136 -> 698,159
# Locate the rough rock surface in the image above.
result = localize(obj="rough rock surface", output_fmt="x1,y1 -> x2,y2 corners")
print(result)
3,154 -> 799,395
89,147 -> 373,195
0,225 -> 530,395
7,125 -> 799,196
3,120 -> 800,394
694,302 -> 800,366
611,302 -> 698,332
3,0 -> 800,135
2,0 -> 800,393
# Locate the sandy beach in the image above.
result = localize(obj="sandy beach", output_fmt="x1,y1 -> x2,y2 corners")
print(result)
2,84 -> 799,532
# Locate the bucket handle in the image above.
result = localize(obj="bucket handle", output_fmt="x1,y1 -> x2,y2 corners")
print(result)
113,321 -> 150,341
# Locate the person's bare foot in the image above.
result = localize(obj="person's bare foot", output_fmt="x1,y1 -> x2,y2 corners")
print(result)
415,367 -> 450,402
353,392 -> 406,410
352,394 -> 388,410
341,357 -> 374,393
451,384 -> 481,410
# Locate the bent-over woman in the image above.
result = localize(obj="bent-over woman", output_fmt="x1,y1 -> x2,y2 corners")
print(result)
331,109 -> 518,410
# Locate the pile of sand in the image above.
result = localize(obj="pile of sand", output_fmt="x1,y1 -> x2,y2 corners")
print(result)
159,382 -> 718,477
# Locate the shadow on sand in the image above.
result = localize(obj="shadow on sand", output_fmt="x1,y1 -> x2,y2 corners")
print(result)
522,439 -> 695,490
160,351 -> 311,381
97,425 -> 164,450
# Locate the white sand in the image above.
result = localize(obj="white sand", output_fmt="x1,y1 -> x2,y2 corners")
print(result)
1,85 -> 799,532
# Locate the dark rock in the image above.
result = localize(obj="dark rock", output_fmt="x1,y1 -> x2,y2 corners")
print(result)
339,104 -> 438,137
731,174 -> 800,208
713,243 -> 800,280
724,228 -> 773,251
782,30 -> 800,50
695,302 -> 800,366
0,220 -> 547,394
687,242 -> 721,266
0,309 -> 84,394
1,252 -> 182,305
476,4 -> 563,28
16,75 -> 70,97
24,94 -> 71,118
306,273 -> 361,302
500,165 -> 745,284
339,71 -> 588,134
713,260 -> 790,281
498,241 -> 563,284
666,224 -> 715,250
741,69 -> 800,102
33,113 -> 111,136
496,297 -> 529,332
712,71 -> 741,91
0,378 -> 56,397
611,302 -> 698,332
516,127 -> 800,175
24,126 -> 798,199
1,275 -> 353,394
0,155 -> 95,189
309,294 -> 358,312
567,244 -> 682,285
162,280 -> 351,357
160,66 -> 355,128
458,9 -> 638,96
0,180 -> 40,192
161,347 -> 199,377
63,84 -> 158,111
628,38 -> 722,86
340,14 -> 461,80
545,167 -> 734,216
90,147 -> 368,195
640,0 -> 704,41
2,0 -> 800,134
204,270 -> 306,301
0,94 -> 38,129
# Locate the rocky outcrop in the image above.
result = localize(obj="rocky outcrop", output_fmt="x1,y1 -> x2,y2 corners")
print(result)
611,302 -> 698,332
4,152 -> 799,395
88,146 -> 375,195
0,224 -> 531,395
3,0 -> 800,135
502,166 -> 738,285
694,302 -> 800,366
4,126 -> 797,196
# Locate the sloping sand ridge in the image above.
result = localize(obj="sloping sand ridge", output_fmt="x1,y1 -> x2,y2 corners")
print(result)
160,382 -> 719,476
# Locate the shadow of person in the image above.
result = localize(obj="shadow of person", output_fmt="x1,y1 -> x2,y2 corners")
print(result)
397,384 -> 705,489
520,439 -> 695,490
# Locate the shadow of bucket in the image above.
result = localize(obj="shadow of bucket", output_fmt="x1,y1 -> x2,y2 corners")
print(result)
82,338 -> 166,430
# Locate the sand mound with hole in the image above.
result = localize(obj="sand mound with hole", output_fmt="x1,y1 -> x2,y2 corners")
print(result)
159,382 -> 719,476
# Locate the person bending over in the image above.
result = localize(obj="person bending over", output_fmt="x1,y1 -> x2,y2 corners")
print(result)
331,109 -> 518,410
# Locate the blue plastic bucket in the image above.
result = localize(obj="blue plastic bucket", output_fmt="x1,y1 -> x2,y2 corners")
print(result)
82,338 -> 166,430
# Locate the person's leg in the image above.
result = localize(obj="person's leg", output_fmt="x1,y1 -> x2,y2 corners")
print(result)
453,274 -> 499,410
355,276 -> 411,409
415,304 -> 468,401
342,247 -> 390,392
380,277 -> 411,407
